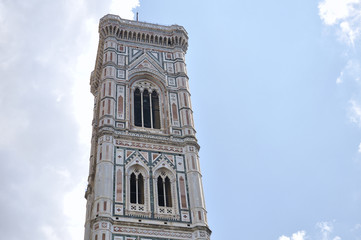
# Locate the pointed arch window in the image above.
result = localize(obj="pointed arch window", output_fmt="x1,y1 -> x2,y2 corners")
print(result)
152,90 -> 160,128
157,175 -> 172,207
153,169 -> 180,219
143,90 -> 151,128
125,165 -> 151,216
130,172 -> 144,204
133,87 -> 160,129
134,88 -> 142,127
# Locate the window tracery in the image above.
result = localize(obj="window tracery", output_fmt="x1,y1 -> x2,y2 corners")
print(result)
157,174 -> 172,207
153,168 -> 179,220
130,171 -> 144,204
132,80 -> 161,129
125,165 -> 150,217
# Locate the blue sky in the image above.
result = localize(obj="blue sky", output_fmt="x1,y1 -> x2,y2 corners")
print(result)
0,0 -> 361,239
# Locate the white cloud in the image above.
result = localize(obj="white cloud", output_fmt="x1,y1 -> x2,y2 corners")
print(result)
292,231 -> 307,240
320,1 -> 361,132
63,180 -> 88,240
318,221 -> 333,233
348,99 -> 361,126
317,221 -> 342,240
318,0 -> 361,46
343,59 -> 361,82
279,236 -> 291,240
40,225 -> 63,240
340,21 -> 358,44
333,57 -> 361,85
0,0 -> 141,240
336,71 -> 344,84
278,231 -> 306,240
109,0 -> 140,19
279,222 -> 347,240
318,0 -> 358,25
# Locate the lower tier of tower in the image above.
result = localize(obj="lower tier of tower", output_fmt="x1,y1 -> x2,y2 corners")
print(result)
84,134 -> 211,240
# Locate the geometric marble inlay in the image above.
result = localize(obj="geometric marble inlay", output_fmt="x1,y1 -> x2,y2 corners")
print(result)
83,14 -> 211,240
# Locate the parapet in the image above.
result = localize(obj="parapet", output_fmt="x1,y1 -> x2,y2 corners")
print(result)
99,14 -> 188,52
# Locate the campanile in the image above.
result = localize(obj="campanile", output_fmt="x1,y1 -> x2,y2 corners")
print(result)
84,14 -> 211,240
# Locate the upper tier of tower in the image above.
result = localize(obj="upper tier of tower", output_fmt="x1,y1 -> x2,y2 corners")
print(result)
99,14 -> 188,53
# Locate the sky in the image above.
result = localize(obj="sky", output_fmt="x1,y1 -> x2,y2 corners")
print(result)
0,0 -> 361,239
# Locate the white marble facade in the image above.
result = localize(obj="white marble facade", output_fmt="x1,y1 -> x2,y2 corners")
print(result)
84,14 -> 211,240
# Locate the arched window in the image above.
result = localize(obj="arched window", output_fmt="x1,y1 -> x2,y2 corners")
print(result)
134,89 -> 142,127
165,176 -> 172,207
153,168 -> 179,219
143,90 -> 151,128
130,172 -> 144,204
152,90 -> 160,129
126,165 -> 151,216
157,175 -> 172,207
133,87 -> 160,129
157,176 -> 164,206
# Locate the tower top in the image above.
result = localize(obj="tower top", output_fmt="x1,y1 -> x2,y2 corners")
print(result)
99,14 -> 188,52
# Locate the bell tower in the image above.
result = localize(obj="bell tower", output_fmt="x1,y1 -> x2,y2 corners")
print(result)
84,14 -> 211,240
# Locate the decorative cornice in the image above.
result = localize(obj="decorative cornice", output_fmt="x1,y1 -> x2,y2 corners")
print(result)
100,14 -> 188,36
99,14 -> 188,53
113,226 -> 192,239
96,128 -> 200,151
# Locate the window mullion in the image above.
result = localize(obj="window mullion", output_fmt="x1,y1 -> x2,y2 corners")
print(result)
136,176 -> 138,204
150,92 -> 153,128
163,179 -> 166,207
141,91 -> 144,127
